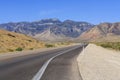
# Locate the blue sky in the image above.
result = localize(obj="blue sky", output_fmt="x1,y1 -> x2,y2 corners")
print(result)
0,0 -> 120,24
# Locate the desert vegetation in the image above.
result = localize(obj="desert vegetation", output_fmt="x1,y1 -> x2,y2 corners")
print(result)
95,42 -> 120,50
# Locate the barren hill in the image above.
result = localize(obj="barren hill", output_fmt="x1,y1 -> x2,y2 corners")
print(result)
0,29 -> 45,53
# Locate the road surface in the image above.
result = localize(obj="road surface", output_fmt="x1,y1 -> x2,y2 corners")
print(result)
0,45 -> 83,80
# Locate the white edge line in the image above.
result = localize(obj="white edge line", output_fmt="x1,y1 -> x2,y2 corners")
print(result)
32,45 -> 81,80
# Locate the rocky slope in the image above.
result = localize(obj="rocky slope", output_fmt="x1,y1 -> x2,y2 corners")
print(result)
34,29 -> 71,42
0,29 -> 45,53
77,22 -> 120,42
0,18 -> 94,41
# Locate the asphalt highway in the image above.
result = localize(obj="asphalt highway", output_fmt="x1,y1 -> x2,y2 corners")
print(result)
0,45 -> 83,80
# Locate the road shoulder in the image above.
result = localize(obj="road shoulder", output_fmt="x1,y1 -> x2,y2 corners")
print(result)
77,44 -> 120,80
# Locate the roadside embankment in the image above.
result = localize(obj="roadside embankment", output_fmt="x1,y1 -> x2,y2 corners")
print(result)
77,44 -> 120,80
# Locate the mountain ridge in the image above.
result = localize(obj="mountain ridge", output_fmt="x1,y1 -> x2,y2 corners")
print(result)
1,18 -> 120,42
77,22 -> 120,42
0,18 -> 94,42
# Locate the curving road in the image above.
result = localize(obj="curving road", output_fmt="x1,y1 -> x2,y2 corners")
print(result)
0,45 -> 83,80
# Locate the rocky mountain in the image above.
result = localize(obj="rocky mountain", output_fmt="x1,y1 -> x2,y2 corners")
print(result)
0,29 -> 45,53
34,28 -> 71,42
77,22 -> 120,42
0,18 -> 94,42
1,19 -> 120,42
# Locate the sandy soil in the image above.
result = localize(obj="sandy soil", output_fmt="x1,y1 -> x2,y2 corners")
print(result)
77,44 -> 120,80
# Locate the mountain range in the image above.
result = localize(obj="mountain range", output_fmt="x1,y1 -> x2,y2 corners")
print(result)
0,18 -> 120,42
0,18 -> 94,42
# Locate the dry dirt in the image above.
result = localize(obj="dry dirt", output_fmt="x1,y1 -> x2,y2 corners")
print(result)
77,44 -> 120,80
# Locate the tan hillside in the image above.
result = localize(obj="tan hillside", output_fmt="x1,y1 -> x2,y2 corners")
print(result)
34,29 -> 72,42
77,22 -> 120,42
0,29 -> 45,53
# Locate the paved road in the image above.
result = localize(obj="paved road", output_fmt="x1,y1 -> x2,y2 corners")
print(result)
0,45 -> 83,80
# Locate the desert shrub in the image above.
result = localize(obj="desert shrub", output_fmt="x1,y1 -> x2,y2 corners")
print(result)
96,42 -> 120,50
7,33 -> 15,37
27,40 -> 32,42
100,44 -> 111,48
45,44 -> 54,48
16,47 -> 23,51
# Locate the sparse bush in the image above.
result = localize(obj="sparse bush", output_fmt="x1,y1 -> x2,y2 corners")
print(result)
16,47 -> 23,51
45,44 -> 54,48
95,42 -> 120,50
28,40 -> 32,42
100,44 -> 111,48
7,33 -> 15,37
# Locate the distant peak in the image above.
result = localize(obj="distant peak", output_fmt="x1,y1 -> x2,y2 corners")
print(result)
64,20 -> 75,22
51,18 -> 59,21
41,18 -> 60,21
